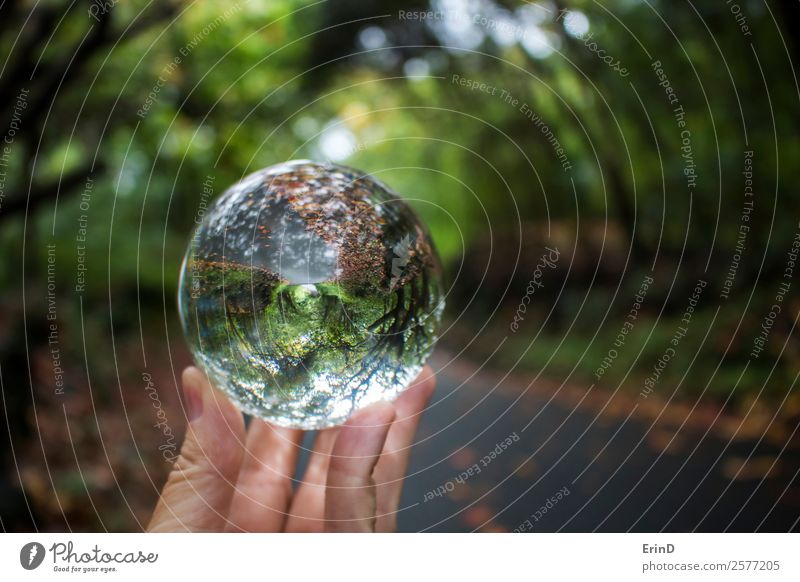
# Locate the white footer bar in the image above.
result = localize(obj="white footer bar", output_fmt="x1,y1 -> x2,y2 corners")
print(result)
1,533 -> 797,581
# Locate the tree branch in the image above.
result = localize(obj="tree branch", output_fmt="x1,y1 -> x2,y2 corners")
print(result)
0,162 -> 102,222
0,3 -> 65,114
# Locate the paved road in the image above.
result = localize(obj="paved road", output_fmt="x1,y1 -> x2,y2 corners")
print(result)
395,354 -> 800,532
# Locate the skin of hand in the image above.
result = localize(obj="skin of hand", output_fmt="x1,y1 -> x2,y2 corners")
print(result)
147,365 -> 436,532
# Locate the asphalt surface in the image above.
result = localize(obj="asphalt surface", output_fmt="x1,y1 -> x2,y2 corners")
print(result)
396,354 -> 800,532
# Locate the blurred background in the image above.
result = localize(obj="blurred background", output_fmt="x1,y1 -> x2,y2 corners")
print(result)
1,0 -> 799,532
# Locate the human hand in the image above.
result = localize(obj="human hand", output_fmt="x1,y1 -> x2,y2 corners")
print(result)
147,365 -> 436,532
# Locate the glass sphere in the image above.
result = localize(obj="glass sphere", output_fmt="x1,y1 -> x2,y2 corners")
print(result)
178,161 -> 444,429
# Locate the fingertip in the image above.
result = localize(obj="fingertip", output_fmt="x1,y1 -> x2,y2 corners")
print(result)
182,365 -> 244,434
181,367 -> 205,422
346,401 -> 396,429
181,365 -> 205,392
418,364 -> 435,384
332,402 -> 395,462
412,365 -> 437,396
395,366 -> 437,414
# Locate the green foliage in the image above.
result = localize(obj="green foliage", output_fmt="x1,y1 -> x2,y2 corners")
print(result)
2,0 -> 797,400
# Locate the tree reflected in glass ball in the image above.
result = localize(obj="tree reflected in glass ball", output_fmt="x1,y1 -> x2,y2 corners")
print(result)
178,161 -> 445,429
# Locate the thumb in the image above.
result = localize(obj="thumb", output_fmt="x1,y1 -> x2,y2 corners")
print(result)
147,366 -> 245,532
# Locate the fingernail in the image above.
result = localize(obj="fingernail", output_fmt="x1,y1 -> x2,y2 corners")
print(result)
183,377 -> 204,422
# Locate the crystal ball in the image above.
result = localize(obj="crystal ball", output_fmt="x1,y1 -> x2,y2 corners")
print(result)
178,161 -> 444,429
